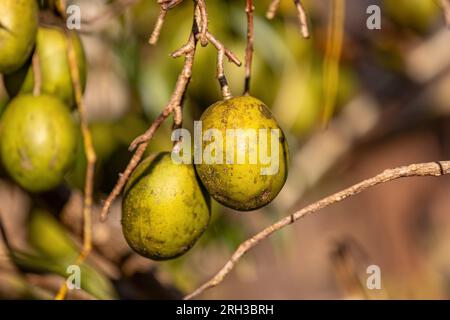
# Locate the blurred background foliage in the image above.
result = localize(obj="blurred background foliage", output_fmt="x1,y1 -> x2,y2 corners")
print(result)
1,0 -> 450,299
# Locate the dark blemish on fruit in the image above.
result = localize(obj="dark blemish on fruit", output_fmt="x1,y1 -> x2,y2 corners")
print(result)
18,148 -> 33,170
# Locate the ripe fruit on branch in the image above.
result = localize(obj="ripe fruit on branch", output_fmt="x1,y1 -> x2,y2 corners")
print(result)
195,96 -> 289,211
0,94 -> 78,192
0,0 -> 38,74
5,27 -> 87,107
122,152 -> 211,260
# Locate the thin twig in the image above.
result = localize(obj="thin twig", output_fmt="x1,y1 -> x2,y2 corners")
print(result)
149,8 -> 168,45
184,161 -> 450,299
293,0 -> 310,38
206,32 -> 235,100
244,0 -> 254,95
266,0 -> 281,19
195,0 -> 241,99
55,31 -> 97,300
197,0 -> 208,46
204,30 -> 242,99
266,0 -> 310,38
100,3 -> 200,222
100,0 -> 243,220
32,53 -> 41,96
158,0 -> 186,10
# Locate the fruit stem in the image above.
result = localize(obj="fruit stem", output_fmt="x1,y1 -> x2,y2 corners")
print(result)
32,53 -> 41,96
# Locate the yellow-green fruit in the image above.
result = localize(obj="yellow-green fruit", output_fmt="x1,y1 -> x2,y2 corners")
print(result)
196,96 -> 289,211
0,0 -> 38,74
122,152 -> 211,260
0,94 -> 77,192
4,27 -> 86,107
28,208 -> 78,260
385,0 -> 439,32
26,208 -> 117,300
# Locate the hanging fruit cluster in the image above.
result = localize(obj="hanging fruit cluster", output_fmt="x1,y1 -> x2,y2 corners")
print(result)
0,0 -> 289,265
0,0 -> 85,193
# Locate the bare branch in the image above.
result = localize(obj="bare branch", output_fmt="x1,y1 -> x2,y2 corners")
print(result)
197,0 -> 208,46
244,0 -> 254,95
185,161 -> 450,299
205,32 -> 235,100
293,0 -> 310,38
266,0 -> 310,38
55,31 -> 97,300
266,0 -> 281,19
158,0 -> 186,10
32,52 -> 41,96
100,7 -> 200,222
149,8 -> 168,45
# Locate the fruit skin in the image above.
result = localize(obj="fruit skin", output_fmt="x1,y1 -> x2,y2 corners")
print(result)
0,94 -> 77,192
0,0 -> 38,74
122,152 -> 211,260
4,27 -> 87,107
28,208 -> 78,260
195,96 -> 289,211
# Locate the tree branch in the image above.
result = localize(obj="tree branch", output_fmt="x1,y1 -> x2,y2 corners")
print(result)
266,0 -> 310,38
32,52 -> 41,96
244,0 -> 254,95
99,2 -> 201,222
205,31 -> 241,100
293,0 -> 310,38
184,161 -> 450,299
149,8 -> 168,45
266,0 -> 281,19
54,31 -> 97,300
99,0 -> 243,221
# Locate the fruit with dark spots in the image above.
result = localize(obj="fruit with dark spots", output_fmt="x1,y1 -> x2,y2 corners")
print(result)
0,94 -> 77,192
195,96 -> 289,211
4,27 -> 87,107
0,0 -> 38,74
122,152 -> 211,260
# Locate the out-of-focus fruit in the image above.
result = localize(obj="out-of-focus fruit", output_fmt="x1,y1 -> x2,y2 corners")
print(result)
0,94 -> 77,192
4,27 -> 86,107
24,208 -> 117,299
385,0 -> 440,33
0,0 -> 38,74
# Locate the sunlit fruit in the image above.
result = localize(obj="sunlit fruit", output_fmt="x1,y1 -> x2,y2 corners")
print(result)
195,95 -> 289,211
0,94 -> 77,192
4,27 -> 87,107
122,152 -> 211,260
0,0 -> 38,74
